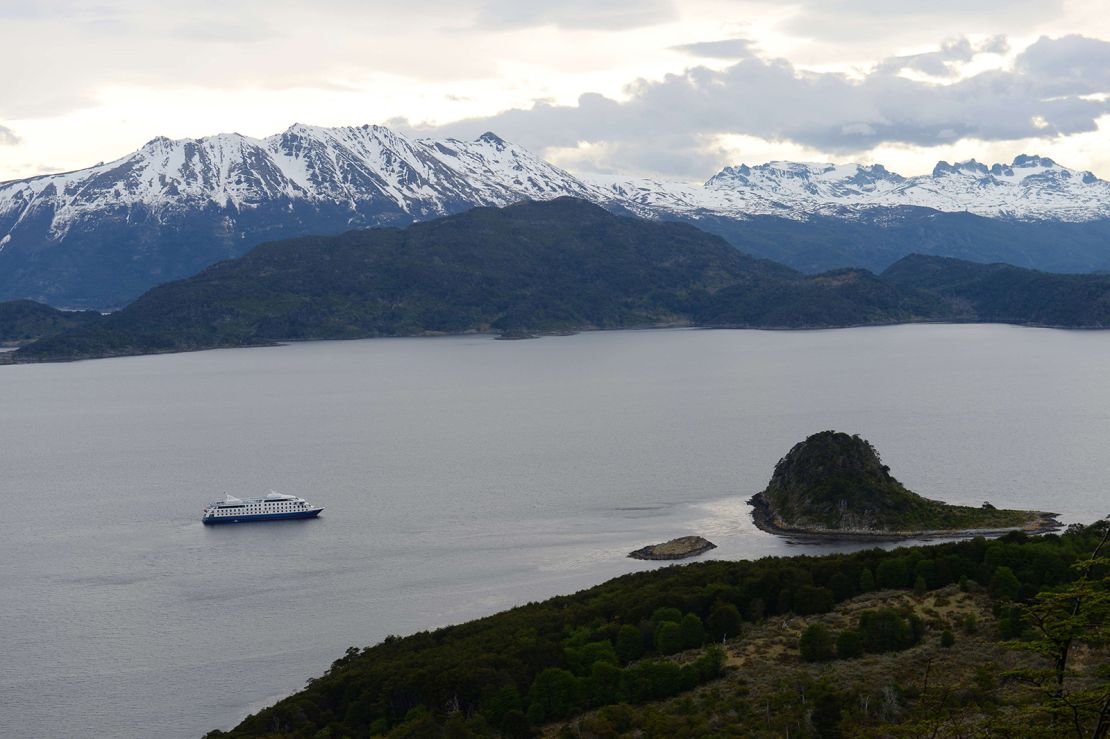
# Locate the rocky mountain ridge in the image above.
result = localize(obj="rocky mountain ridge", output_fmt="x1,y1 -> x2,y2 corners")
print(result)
2,123 -> 1109,307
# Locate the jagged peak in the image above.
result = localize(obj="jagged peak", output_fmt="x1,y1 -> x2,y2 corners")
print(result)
1012,154 -> 1058,168
477,131 -> 507,146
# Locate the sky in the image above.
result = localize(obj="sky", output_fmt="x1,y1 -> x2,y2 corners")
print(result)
1,0 -> 1109,182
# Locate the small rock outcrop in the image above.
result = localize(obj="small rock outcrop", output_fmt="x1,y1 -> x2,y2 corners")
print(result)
628,536 -> 717,560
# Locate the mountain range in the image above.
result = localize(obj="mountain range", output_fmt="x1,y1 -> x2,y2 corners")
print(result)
8,199 -> 1110,364
3,124 -> 1110,308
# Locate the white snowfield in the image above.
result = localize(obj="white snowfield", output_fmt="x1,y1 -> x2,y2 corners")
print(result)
1,125 -> 1108,243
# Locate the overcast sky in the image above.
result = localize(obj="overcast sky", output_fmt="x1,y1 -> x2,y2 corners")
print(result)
1,0 -> 1109,181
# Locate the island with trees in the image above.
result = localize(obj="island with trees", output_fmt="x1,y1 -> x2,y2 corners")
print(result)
749,431 -> 1061,539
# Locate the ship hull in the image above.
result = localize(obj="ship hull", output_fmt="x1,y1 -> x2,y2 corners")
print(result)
202,508 -> 323,525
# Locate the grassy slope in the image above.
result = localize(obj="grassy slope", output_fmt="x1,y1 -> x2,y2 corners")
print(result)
553,584 -> 1099,738
205,525 -> 1105,738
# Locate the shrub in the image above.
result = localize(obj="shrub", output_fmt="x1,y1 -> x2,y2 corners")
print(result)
651,607 -> 683,624
706,603 -> 742,641
877,559 -> 910,589
655,622 -> 684,655
989,566 -> 1021,601
527,668 -> 581,723
800,623 -> 836,662
794,586 -> 835,615
616,624 -> 644,664
940,629 -> 955,648
858,609 -> 918,653
859,568 -> 876,593
679,613 -> 706,649
828,572 -> 853,601
835,629 -> 863,659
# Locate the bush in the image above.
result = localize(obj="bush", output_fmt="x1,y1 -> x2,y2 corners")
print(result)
706,603 -> 742,641
794,586 -> 835,615
800,623 -> 836,662
858,609 -> 918,653
828,572 -> 853,601
527,668 -> 581,723
962,614 -> 978,634
679,613 -> 706,649
989,566 -> 1021,601
616,624 -> 644,663
877,559 -> 910,589
651,607 -> 683,624
859,568 -> 876,593
835,630 -> 863,659
655,622 -> 684,655
940,629 -> 955,648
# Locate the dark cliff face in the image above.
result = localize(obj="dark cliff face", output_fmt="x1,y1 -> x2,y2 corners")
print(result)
759,431 -> 922,531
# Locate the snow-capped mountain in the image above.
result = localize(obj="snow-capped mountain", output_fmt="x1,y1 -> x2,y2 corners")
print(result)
588,155 -> 1110,222
1,122 -> 1109,307
0,124 -> 600,242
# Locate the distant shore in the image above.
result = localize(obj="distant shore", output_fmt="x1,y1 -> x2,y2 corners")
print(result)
747,492 -> 1063,542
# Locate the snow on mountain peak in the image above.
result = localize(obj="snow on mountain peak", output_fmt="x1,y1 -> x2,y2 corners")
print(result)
1,127 -> 1108,250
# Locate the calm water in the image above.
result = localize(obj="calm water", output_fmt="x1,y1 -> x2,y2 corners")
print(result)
1,325 -> 1108,738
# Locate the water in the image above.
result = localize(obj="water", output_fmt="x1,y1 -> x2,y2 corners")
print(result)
1,325 -> 1108,738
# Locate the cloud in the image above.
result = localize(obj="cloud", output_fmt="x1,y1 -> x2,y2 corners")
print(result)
0,126 -> 19,146
475,0 -> 674,30
671,38 -> 755,60
874,35 -> 1007,78
401,35 -> 1110,175
784,0 -> 1064,42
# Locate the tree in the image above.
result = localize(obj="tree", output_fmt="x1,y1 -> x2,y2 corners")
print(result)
679,613 -> 706,649
859,568 -> 876,593
655,621 -> 684,655
794,585 -> 835,615
836,630 -> 863,659
1008,521 -> 1110,738
990,565 -> 1022,601
829,572 -> 853,601
940,629 -> 955,648
877,558 -> 910,589
800,623 -> 836,662
527,668 -> 580,724
858,609 -> 916,653
707,603 -> 742,641
616,624 -> 644,663
914,575 -> 928,596
651,607 -> 683,624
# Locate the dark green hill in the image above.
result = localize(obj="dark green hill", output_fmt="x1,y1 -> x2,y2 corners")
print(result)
4,199 -> 910,362
204,521 -> 1110,738
750,431 -> 1055,536
0,299 -> 102,345
7,201 -> 1110,364
882,254 -> 1110,326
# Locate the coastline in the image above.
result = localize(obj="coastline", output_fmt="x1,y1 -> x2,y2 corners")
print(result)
3,318 -> 1108,367
747,491 -> 1063,542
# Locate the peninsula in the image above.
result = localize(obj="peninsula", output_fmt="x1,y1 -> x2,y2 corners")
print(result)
749,431 -> 1060,539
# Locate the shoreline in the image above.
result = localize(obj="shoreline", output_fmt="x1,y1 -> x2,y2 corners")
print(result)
747,492 -> 1063,542
3,319 -> 1108,366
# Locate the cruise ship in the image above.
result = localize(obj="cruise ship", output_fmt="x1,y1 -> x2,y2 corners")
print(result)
202,492 -> 323,524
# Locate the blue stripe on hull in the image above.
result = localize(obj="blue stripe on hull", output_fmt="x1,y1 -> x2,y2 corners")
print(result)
203,509 -> 323,525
